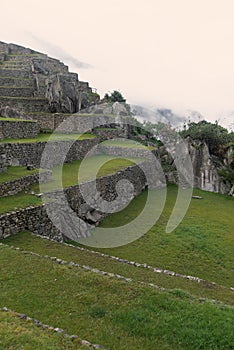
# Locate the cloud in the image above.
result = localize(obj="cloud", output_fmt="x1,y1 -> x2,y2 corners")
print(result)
28,34 -> 92,69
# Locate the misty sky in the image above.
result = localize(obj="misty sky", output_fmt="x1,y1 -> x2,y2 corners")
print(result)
1,0 -> 234,121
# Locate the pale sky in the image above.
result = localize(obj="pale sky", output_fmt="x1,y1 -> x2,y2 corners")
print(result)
1,0 -> 234,122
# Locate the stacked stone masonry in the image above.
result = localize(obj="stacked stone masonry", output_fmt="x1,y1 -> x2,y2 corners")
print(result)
0,138 -> 99,168
0,41 -> 99,114
0,170 -> 52,197
0,162 -> 148,241
0,119 -> 39,139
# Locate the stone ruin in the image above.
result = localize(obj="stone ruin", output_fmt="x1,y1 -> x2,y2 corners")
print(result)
0,153 -> 7,173
0,41 -> 99,114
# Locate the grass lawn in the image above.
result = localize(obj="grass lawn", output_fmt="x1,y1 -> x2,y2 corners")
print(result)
0,156 -> 141,214
0,117 -> 33,122
0,166 -> 38,184
0,133 -> 96,144
102,139 -> 156,150
0,310 -> 87,350
94,185 -> 234,288
0,244 -> 233,350
38,155 -> 140,192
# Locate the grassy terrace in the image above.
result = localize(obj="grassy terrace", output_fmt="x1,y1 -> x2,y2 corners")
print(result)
102,139 -> 157,150
0,166 -> 38,184
0,155 -> 140,214
0,85 -> 32,88
96,186 -> 234,288
0,242 -> 233,350
0,96 -> 46,100
0,132 -> 96,143
0,310 -> 86,350
0,76 -> 31,80
0,117 -> 33,122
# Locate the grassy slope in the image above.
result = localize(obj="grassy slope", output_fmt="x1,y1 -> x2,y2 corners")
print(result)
0,166 -> 38,183
0,244 -> 233,350
0,133 -> 96,144
96,185 -> 234,288
102,139 -> 156,150
5,231 -> 234,306
0,117 -> 33,122
0,311 -> 86,350
0,156 -> 140,214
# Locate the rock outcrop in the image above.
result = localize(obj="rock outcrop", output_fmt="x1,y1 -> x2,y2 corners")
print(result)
0,41 -> 99,114
161,138 -> 234,195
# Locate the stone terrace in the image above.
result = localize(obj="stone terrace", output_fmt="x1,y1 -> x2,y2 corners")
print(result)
0,41 -> 98,114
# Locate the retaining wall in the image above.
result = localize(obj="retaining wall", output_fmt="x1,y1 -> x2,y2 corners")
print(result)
0,170 -> 52,197
0,162 -> 149,241
0,138 -> 99,167
0,119 -> 39,139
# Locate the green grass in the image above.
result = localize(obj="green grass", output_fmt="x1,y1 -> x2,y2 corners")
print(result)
0,192 -> 42,214
6,231 -> 234,306
0,166 -> 38,184
102,139 -> 156,150
94,185 -> 234,288
0,156 -> 140,213
0,132 -> 96,144
0,244 -> 233,350
0,117 -> 33,122
0,310 -> 87,350
77,113 -> 116,117
38,155 -> 140,192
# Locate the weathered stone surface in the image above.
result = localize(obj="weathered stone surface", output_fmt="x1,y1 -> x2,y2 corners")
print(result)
0,41 -> 99,114
0,154 -> 7,172
0,162 -> 150,241
0,138 -> 99,168
0,170 -> 52,197
81,101 -> 129,116
161,139 -> 233,195
0,119 -> 39,139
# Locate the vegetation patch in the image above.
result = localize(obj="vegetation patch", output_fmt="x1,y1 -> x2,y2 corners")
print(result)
0,310 -> 86,350
0,244 -> 233,350
0,132 -> 96,143
0,117 -> 33,122
0,166 -> 38,184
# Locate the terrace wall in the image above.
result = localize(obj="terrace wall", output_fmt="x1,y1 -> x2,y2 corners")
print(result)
0,162 -> 151,242
0,119 -> 39,139
0,138 -> 99,168
0,170 -> 52,197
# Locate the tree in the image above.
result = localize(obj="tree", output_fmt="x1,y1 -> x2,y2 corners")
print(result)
104,90 -> 126,103
180,120 -> 229,156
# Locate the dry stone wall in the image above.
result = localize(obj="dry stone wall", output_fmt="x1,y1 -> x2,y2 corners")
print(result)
0,162 -> 149,241
0,170 -> 52,197
0,119 -> 39,139
0,138 -> 99,168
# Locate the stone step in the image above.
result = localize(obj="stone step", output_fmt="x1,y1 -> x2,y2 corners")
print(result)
2,63 -> 28,69
0,86 -> 35,97
0,77 -> 34,87
2,60 -> 28,66
0,68 -> 31,79
0,96 -> 50,113
6,54 -> 45,62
